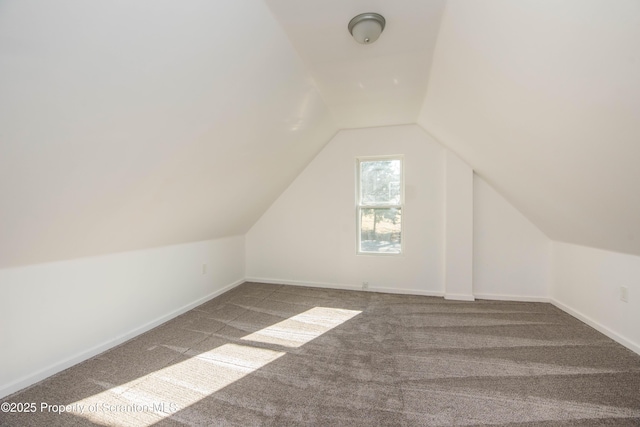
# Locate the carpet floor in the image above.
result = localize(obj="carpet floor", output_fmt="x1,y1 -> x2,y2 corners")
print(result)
2,282 -> 640,426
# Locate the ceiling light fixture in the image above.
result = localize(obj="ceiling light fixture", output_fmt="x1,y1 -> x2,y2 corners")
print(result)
348,13 -> 386,45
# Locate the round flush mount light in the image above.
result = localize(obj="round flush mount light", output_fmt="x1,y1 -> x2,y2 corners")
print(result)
348,13 -> 386,44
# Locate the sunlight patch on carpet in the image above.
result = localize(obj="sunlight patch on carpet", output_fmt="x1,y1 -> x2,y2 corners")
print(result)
69,306 -> 360,425
70,343 -> 284,425
241,306 -> 362,347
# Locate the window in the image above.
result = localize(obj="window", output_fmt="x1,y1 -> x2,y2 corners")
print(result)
356,157 -> 403,255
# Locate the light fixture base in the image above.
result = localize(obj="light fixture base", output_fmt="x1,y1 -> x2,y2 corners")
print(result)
348,13 -> 386,44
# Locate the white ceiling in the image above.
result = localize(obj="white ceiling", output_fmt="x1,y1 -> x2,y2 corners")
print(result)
265,0 -> 446,129
0,0 -> 337,267
419,0 -> 640,256
1,0 -> 640,267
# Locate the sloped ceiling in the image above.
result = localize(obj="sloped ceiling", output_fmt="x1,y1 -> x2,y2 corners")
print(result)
0,0 -> 337,267
419,0 -> 640,256
1,0 -> 639,268
264,0 -> 445,129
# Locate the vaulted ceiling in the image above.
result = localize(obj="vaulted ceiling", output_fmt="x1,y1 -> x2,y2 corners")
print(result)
419,0 -> 640,256
1,0 -> 639,268
264,0 -> 445,128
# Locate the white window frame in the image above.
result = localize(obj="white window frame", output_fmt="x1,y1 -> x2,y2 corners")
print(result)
356,155 -> 404,256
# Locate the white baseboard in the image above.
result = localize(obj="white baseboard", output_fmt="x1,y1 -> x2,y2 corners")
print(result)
245,277 -> 361,291
474,293 -> 550,303
246,277 -> 444,297
369,286 -> 444,297
550,298 -> 640,356
0,278 -> 244,400
444,293 -> 475,301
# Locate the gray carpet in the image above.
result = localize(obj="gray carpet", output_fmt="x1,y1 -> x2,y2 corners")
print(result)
2,282 -> 640,426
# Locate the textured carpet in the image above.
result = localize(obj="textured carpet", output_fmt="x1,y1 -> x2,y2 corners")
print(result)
2,282 -> 640,426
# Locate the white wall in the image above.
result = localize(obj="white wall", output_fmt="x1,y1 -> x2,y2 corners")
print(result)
0,236 -> 245,398
552,241 -> 640,354
246,124 -> 556,301
246,125 -> 445,295
474,176 -> 551,300
444,151 -> 474,300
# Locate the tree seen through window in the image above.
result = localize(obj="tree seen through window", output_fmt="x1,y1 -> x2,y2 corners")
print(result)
357,158 -> 402,254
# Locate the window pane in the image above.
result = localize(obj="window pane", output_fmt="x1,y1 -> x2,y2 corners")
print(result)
360,160 -> 401,205
359,207 -> 401,253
